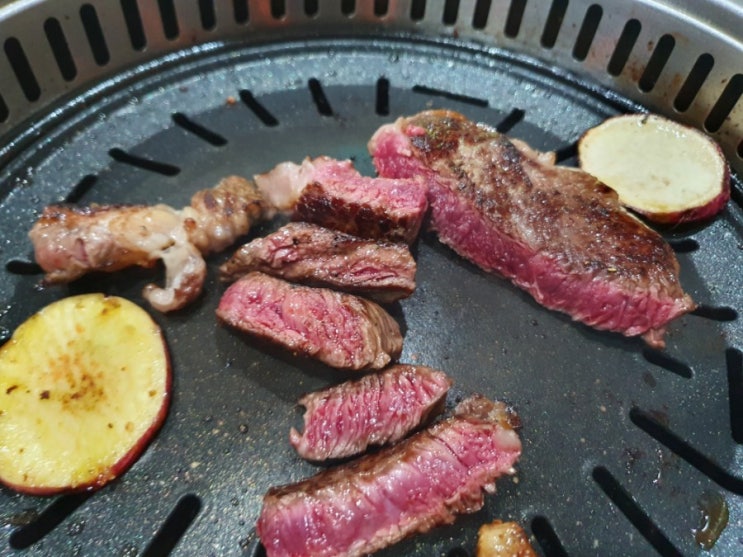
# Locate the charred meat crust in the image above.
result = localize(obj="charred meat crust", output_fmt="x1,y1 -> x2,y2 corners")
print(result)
370,110 -> 695,347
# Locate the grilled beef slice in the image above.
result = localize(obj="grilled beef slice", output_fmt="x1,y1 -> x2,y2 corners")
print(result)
257,395 -> 521,557
216,272 -> 402,371
369,110 -> 695,348
255,156 -> 428,243
290,364 -> 452,461
219,222 -> 417,303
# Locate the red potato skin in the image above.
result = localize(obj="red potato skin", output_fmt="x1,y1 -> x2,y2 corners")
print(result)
0,335 -> 172,497
577,120 -> 731,225
634,161 -> 730,224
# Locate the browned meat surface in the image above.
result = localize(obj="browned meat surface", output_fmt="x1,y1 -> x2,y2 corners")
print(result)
216,272 -> 402,371
29,176 -> 266,312
255,156 -> 428,244
219,222 -> 417,302
256,395 -> 521,557
477,520 -> 538,557
369,110 -> 695,348
182,175 -> 267,254
290,364 -> 452,461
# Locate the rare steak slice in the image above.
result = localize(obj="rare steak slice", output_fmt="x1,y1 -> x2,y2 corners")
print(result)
216,272 -> 402,371
255,156 -> 428,244
219,222 -> 417,303
369,110 -> 695,348
290,364 -> 452,461
256,395 -> 521,557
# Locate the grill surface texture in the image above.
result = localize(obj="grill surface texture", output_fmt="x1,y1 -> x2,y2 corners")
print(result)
0,1 -> 742,556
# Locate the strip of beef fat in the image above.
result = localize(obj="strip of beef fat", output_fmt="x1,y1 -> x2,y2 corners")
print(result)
220,222 -> 417,303
257,395 -> 521,557
290,364 -> 452,461
254,156 -> 428,244
216,272 -> 402,371
29,176 -> 267,312
369,110 -> 695,348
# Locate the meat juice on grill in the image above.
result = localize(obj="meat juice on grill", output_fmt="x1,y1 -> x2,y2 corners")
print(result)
290,364 -> 452,461
29,176 -> 267,312
216,272 -> 402,371
254,156 -> 428,244
219,222 -> 417,303
369,110 -> 695,348
257,395 -> 521,557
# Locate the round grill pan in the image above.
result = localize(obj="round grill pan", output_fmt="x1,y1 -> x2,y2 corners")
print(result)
0,2 -> 742,556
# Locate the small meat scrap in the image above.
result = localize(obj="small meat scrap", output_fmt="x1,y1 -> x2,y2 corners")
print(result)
255,156 -> 428,244
29,176 -> 267,312
219,222 -> 417,303
290,364 -> 452,461
256,395 -> 521,557
216,272 -> 402,371
477,520 -> 537,557
369,110 -> 695,348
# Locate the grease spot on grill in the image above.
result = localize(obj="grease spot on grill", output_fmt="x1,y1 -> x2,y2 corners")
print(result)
694,491 -> 729,550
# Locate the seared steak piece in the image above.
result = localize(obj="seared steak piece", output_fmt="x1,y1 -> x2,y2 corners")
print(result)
29,176 -> 266,312
219,222 -> 417,303
255,156 -> 428,243
369,110 -> 695,348
256,395 -> 521,557
290,364 -> 452,461
216,272 -> 402,371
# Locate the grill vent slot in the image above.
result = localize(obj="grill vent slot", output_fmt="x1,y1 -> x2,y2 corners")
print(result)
44,18 -> 77,81
80,4 -> 110,66
308,78 -> 333,116
341,0 -> 356,17
673,53 -> 713,112
607,18 -> 641,76
705,73 -> 743,133
109,148 -> 181,176
630,407 -> 743,495
0,93 -> 7,122
271,0 -> 286,19
120,0 -> 147,51
141,494 -> 203,557
65,174 -> 98,203
239,90 -> 279,126
727,348 -> 743,444
495,108 -> 525,133
375,0 -> 390,18
304,0 -> 319,17
638,34 -> 675,92
572,4 -> 602,60
541,0 -> 568,49
172,112 -> 227,146
5,258 -> 42,276
158,0 -> 180,40
641,349 -> 692,378
376,77 -> 390,116
4,37 -> 40,102
592,466 -> 682,557
412,84 -> 488,107
8,493 -> 91,549
472,0 -> 491,29
504,0 -> 527,38
233,0 -> 250,24
199,0 -> 217,30
410,0 -> 425,21
531,515 -> 569,557
442,0 -> 459,25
